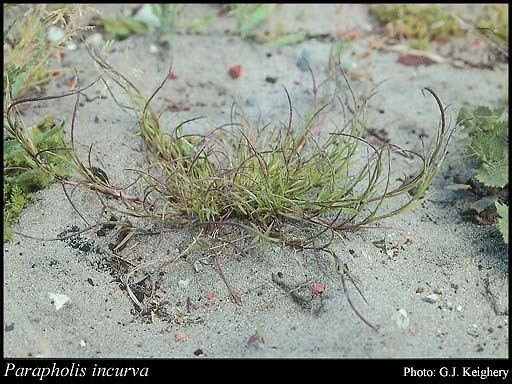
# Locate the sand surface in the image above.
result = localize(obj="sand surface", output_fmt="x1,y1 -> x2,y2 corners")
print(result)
4,4 -> 508,358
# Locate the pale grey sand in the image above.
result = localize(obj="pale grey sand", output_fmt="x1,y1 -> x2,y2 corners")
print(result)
4,4 -> 508,358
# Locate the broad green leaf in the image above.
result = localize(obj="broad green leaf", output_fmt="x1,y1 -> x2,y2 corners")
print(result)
475,159 -> 508,188
458,104 -> 509,189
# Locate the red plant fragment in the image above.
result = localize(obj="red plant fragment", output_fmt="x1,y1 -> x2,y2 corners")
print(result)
228,64 -> 242,79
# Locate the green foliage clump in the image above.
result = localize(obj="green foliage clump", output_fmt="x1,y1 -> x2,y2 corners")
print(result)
3,184 -> 28,241
99,5 -> 215,44
3,4 -> 93,99
457,106 -> 508,188
3,4 -> 89,241
99,4 -> 304,46
457,105 -> 509,244
89,51 -> 454,245
369,4 -> 461,49
3,117 -> 71,240
474,4 -> 508,43
100,16 -> 146,41
222,4 -> 305,45
225,4 -> 277,39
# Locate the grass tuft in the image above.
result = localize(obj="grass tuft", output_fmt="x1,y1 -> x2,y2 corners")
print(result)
369,4 -> 462,49
83,50 -> 455,248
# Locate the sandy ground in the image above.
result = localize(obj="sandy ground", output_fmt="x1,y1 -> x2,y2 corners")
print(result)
4,4 -> 509,358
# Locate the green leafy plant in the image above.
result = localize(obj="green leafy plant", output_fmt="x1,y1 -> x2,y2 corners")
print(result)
223,4 -> 305,45
470,4 -> 509,61
3,4 -> 93,99
474,4 -> 508,44
3,184 -> 28,241
226,4 -> 276,39
98,5 -> 215,44
457,105 -> 509,244
100,16 -> 146,41
82,51 -> 455,247
457,106 -> 508,188
3,4 -> 90,241
369,4 -> 462,49
3,116 -> 72,240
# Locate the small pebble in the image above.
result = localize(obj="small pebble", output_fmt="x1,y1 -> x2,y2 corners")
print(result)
175,330 -> 187,342
422,294 -> 439,304
193,260 -> 202,273
312,282 -> 326,295
247,331 -> 265,350
228,64 -> 242,79
48,292 -> 71,311
79,340 -> 86,348
433,288 -> 442,295
392,308 -> 410,329
149,44 -> 159,54
467,324 -> 478,337
456,305 -> 463,312
178,279 -> 190,290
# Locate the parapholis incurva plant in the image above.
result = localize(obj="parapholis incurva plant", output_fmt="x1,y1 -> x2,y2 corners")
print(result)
5,46 -> 455,329
87,50 -> 454,242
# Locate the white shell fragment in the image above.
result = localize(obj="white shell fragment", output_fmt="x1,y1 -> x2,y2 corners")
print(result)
48,292 -> 71,311
392,308 -> 410,329
422,294 -> 440,304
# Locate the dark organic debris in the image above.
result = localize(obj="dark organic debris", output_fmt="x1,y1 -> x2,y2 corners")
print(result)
58,225 -> 100,254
